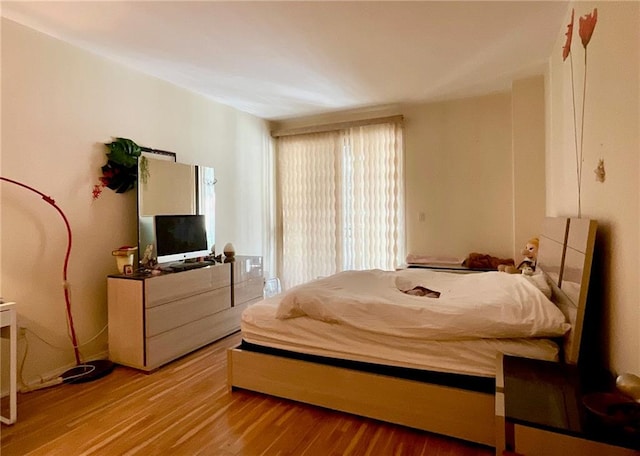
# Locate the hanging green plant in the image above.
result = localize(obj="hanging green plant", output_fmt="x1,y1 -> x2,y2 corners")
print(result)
139,155 -> 150,185
93,137 -> 142,199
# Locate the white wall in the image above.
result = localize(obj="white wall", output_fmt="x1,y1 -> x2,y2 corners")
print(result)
403,94 -> 515,260
546,2 -> 640,374
1,18 -> 270,386
512,77 -> 546,259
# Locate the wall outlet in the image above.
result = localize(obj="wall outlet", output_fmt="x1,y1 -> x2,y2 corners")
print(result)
18,326 -> 27,337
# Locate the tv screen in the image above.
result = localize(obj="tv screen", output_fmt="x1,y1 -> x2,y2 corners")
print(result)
154,214 -> 209,264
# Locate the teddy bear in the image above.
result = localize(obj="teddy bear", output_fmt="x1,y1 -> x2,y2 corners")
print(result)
498,237 -> 539,275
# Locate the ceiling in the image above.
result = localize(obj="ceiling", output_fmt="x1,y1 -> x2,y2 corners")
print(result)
1,1 -> 569,121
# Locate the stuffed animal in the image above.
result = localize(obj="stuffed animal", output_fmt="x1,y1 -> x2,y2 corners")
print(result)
463,253 -> 514,270
498,237 -> 539,275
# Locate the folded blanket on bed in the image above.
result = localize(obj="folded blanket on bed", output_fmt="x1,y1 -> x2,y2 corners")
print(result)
406,254 -> 464,266
276,269 -> 569,341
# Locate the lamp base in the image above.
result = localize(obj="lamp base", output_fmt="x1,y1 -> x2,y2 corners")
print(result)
61,359 -> 115,384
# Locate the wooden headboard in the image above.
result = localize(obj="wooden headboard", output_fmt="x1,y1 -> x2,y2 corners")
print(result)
536,216 -> 597,365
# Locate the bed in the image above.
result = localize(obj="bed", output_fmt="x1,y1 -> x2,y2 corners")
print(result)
227,217 -> 597,447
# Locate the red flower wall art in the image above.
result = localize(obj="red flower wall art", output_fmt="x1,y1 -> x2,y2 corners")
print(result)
563,8 -> 598,217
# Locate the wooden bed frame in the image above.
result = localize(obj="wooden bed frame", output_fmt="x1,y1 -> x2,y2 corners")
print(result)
227,217 -> 597,447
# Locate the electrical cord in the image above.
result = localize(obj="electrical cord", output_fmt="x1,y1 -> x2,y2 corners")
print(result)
17,331 -> 59,392
24,325 -> 108,351
18,330 -> 102,393
17,325 -> 108,392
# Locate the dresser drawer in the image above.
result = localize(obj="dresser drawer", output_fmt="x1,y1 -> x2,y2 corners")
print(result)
234,277 -> 264,306
233,256 -> 263,283
145,286 -> 231,337
145,263 -> 230,308
146,305 -> 244,368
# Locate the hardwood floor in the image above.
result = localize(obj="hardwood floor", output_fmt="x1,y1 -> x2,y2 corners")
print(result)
1,332 -> 493,455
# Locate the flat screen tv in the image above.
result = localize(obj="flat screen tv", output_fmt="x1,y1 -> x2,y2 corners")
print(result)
154,214 -> 209,264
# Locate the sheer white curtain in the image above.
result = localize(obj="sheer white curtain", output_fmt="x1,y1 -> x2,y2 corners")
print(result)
277,121 -> 404,290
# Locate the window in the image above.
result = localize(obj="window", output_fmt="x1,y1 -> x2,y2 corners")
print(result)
276,120 -> 404,289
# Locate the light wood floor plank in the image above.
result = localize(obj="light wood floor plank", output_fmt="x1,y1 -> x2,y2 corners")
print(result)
1,332 -> 492,455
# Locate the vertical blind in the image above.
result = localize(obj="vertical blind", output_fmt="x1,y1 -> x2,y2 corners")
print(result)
277,121 -> 404,289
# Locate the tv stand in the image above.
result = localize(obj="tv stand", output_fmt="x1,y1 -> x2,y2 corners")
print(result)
107,256 -> 263,371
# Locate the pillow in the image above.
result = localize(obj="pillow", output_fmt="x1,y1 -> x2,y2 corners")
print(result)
525,272 -> 553,299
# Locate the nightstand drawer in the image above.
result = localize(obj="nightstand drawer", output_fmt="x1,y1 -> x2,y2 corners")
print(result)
514,425 -> 639,456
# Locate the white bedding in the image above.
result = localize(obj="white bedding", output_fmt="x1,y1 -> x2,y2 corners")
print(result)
242,297 -> 561,377
276,269 -> 569,340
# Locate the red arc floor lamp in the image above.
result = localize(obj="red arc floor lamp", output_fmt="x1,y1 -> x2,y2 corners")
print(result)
1,176 -> 113,385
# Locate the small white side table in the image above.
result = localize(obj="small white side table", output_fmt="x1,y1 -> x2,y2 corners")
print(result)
0,301 -> 17,425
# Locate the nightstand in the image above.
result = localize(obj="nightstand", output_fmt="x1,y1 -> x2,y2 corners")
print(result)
495,354 -> 640,456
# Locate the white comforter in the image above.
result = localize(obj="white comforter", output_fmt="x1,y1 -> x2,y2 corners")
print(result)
276,269 -> 570,341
